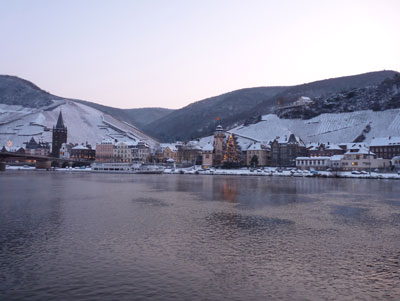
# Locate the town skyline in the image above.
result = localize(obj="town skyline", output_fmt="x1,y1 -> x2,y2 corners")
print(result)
1,0 -> 400,109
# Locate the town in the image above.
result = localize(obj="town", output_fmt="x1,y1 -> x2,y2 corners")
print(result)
1,110 -> 400,175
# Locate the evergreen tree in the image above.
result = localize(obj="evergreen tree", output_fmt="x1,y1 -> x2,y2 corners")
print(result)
222,134 -> 241,168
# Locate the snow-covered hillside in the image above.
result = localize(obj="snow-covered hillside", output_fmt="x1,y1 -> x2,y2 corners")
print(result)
0,100 -> 158,149
230,109 -> 400,144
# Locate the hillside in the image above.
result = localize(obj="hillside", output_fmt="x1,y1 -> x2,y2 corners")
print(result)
0,75 -> 60,108
0,75 -> 160,148
277,73 -> 400,119
145,70 -> 398,142
230,109 -> 400,145
0,100 -> 159,149
144,86 -> 288,142
72,99 -> 173,128
1,70 -> 399,145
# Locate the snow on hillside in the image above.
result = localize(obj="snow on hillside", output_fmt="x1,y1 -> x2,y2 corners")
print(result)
0,100 -> 158,149
230,109 -> 400,144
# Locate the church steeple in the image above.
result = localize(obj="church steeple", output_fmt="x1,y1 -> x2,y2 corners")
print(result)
52,111 -> 67,157
55,111 -> 66,129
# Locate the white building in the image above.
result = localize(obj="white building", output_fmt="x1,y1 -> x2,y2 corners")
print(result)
132,141 -> 150,163
113,142 -> 132,163
296,156 -> 331,170
59,143 -> 71,160
341,145 -> 390,171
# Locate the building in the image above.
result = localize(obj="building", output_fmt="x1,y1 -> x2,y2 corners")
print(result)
1,145 -> 26,163
156,143 -> 178,163
308,143 -> 344,157
202,142 -> 214,168
25,137 -> 51,156
180,141 -> 202,165
213,125 -> 226,166
52,111 -> 67,158
330,155 -> 344,171
59,143 -> 73,160
391,156 -> 400,170
96,140 -> 115,162
70,144 -> 96,161
296,156 -> 331,170
271,134 -> 308,167
113,142 -> 132,163
245,142 -> 270,166
132,141 -> 151,163
369,136 -> 400,159
341,144 -> 390,171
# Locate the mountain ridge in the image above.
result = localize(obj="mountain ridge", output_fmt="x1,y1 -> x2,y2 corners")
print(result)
1,70 -> 399,143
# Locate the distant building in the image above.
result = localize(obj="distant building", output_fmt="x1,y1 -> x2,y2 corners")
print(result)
25,137 -> 50,156
132,141 -> 151,163
180,141 -> 202,165
296,156 -> 331,171
70,144 -> 95,161
113,142 -> 132,163
391,156 -> 400,170
245,142 -> 270,166
59,143 -> 73,160
202,142 -> 214,168
341,144 -> 390,171
369,136 -> 400,159
1,145 -> 25,154
308,143 -> 344,157
155,143 -> 178,163
213,125 -> 226,166
52,111 -> 67,158
271,134 -> 308,167
96,140 -> 115,162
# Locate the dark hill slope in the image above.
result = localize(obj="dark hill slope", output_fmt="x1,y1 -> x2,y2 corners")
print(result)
144,86 -> 287,142
0,75 -> 60,108
278,73 -> 400,119
145,70 -> 398,142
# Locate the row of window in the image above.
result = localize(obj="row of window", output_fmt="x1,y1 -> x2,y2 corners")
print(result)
371,147 -> 400,152
297,160 -> 327,165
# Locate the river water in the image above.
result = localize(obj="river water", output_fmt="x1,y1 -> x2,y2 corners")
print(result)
1,171 -> 400,300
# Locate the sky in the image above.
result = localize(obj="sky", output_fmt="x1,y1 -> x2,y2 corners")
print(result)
0,0 -> 399,109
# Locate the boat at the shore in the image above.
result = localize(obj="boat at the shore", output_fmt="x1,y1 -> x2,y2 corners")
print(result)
91,162 -> 164,174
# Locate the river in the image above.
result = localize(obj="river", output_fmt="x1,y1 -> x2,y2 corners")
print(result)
1,171 -> 400,300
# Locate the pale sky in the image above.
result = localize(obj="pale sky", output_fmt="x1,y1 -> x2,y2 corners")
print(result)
1,0 -> 399,109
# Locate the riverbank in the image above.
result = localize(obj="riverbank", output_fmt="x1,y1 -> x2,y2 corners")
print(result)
165,167 -> 400,180
4,165 -> 400,180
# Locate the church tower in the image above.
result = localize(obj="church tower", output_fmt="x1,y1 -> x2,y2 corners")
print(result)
52,111 -> 67,158
213,125 -> 226,166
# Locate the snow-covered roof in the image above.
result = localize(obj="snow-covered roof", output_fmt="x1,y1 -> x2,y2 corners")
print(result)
345,146 -> 374,155
330,155 -> 344,161
202,142 -> 214,151
273,134 -> 305,147
72,145 -> 89,150
160,143 -> 178,152
247,142 -> 266,151
2,146 -> 23,152
370,136 -> 400,147
326,144 -> 343,151
185,140 -> 202,150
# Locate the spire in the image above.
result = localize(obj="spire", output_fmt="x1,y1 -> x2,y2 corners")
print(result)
56,111 -> 65,129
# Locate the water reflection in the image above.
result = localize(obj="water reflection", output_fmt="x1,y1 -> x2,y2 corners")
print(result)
1,172 -> 400,300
